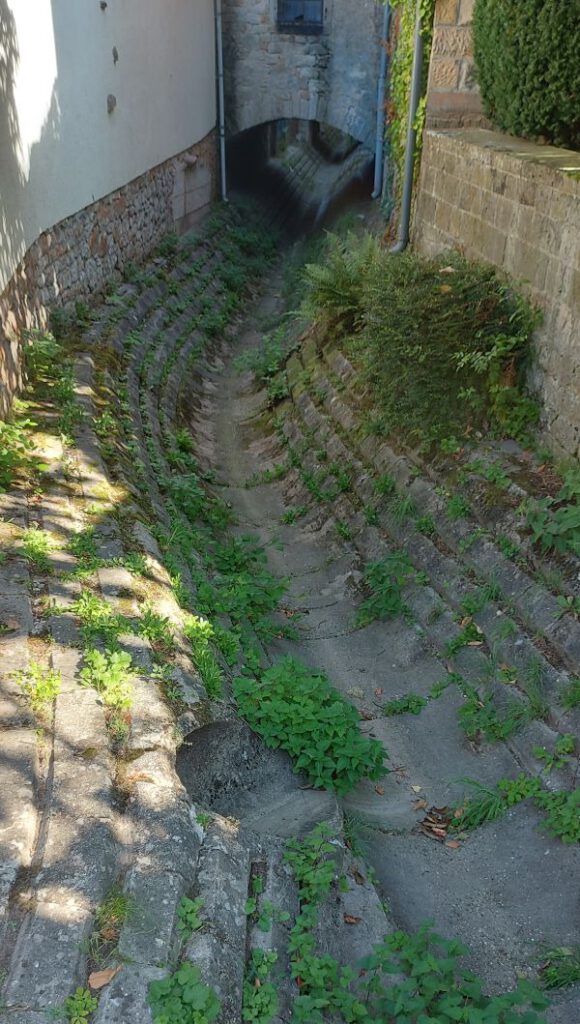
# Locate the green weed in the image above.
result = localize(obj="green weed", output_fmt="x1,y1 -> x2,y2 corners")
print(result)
21,526 -> 54,572
280,505 -> 308,525
447,494 -> 472,520
149,963 -> 220,1024
539,946 -> 580,990
560,677 -> 580,711
15,661 -> 61,714
139,604 -> 175,654
243,949 -> 278,1024
176,896 -> 204,939
356,552 -> 414,627
73,591 -> 131,647
79,648 -> 134,710
383,693 -> 428,716
63,987 -> 98,1024
234,657 -> 388,795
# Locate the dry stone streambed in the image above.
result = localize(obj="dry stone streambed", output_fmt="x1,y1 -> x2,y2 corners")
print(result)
0,200 -> 578,1023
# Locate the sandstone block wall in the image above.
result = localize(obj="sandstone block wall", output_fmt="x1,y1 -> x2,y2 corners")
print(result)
426,0 -> 485,129
413,129 -> 580,459
222,0 -> 382,146
0,131 -> 216,419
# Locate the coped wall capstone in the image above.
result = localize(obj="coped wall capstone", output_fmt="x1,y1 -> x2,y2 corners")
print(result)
222,0 -> 382,146
413,128 -> 580,460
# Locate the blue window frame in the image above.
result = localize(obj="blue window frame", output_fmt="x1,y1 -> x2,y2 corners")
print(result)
278,0 -> 323,34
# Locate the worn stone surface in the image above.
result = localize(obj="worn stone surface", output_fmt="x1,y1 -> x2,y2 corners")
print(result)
414,128 -> 580,460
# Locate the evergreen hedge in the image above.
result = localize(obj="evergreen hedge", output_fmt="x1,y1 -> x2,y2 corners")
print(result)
473,0 -> 580,150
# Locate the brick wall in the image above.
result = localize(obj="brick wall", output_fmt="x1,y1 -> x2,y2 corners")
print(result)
0,131 -> 216,419
426,0 -> 485,129
413,128 -> 580,459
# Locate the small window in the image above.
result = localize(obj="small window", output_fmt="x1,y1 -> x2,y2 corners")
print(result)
278,0 -> 323,34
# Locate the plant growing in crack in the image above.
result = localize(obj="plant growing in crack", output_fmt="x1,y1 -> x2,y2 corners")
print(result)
14,661 -> 61,715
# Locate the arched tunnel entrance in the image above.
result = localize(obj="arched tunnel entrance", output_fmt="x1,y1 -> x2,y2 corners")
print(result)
226,118 -> 375,231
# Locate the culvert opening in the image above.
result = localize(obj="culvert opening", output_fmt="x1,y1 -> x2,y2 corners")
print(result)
226,118 -> 373,230
176,720 -> 338,837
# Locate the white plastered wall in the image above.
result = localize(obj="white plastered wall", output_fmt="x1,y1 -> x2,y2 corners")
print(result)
0,0 -> 216,291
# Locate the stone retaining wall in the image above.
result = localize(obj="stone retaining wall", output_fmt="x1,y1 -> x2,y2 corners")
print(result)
413,128 -> 580,459
0,130 -> 216,419
426,0 -> 485,129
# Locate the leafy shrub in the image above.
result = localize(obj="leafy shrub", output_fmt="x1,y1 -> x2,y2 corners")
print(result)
305,237 -> 539,446
303,232 -> 380,332
234,656 -> 388,794
473,0 -> 580,149
526,467 -> 580,557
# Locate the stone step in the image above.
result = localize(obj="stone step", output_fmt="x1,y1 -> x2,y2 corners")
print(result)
283,370 -> 580,744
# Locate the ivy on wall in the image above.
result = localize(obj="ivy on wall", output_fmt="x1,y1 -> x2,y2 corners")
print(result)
386,0 -> 435,211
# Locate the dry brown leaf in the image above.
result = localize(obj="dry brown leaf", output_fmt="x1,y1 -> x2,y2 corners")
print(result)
467,640 -> 483,647
413,798 -> 428,810
375,785 -> 385,796
344,914 -> 362,925
99,926 -> 118,942
374,688 -> 383,696
351,867 -> 366,885
439,265 -> 456,274
453,808 -> 464,819
89,966 -> 122,990
360,709 -> 374,721
411,785 -> 422,793
439,284 -> 452,293
445,840 -> 461,850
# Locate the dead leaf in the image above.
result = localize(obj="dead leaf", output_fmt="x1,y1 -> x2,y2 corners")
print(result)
125,771 -> 154,784
411,785 -> 422,793
99,926 -> 118,942
374,688 -> 383,697
419,805 -> 452,842
89,966 -> 122,990
439,265 -> 457,274
467,640 -> 483,647
351,867 -> 366,886
439,284 -> 452,293
360,709 -> 374,721
453,808 -> 464,819
413,798 -> 428,811
344,914 -> 362,925
445,840 -> 461,850
375,785 -> 385,796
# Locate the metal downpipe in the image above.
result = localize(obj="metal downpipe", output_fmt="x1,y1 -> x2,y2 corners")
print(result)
215,0 -> 228,202
390,0 -> 424,253
371,2 -> 392,199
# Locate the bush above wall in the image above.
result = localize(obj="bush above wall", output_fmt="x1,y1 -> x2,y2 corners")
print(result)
473,0 -> 580,150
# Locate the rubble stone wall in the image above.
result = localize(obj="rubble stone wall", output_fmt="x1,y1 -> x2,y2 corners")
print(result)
0,131 -> 216,418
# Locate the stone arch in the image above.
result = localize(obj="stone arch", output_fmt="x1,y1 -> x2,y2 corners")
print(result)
222,0 -> 382,151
